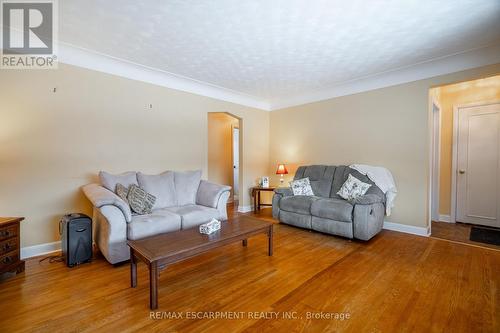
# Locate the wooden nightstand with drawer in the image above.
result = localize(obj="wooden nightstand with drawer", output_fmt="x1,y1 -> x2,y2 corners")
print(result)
0,217 -> 25,276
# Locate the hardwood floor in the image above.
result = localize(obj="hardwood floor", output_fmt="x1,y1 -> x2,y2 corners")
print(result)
431,221 -> 500,251
1,208 -> 499,332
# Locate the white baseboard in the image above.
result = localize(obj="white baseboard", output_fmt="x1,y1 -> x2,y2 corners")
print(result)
237,205 -> 253,213
21,241 -> 61,259
19,220 -> 427,259
438,215 -> 453,223
383,221 -> 430,237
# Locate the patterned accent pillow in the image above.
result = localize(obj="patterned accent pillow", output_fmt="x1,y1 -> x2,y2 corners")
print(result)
127,184 -> 156,215
337,174 -> 371,201
289,177 -> 315,196
115,183 -> 130,204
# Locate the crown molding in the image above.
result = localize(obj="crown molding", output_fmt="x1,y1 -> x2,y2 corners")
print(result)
268,44 -> 500,110
56,42 -> 500,112
57,43 -> 271,111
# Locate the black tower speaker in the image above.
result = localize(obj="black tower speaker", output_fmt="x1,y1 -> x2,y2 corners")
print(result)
60,213 -> 92,267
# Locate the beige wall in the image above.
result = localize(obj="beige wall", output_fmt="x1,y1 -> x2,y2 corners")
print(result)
2,62 -> 500,248
432,75 -> 500,215
0,64 -> 269,248
207,112 -> 239,199
269,64 -> 500,228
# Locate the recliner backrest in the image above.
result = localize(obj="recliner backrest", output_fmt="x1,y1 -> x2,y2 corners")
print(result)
294,165 -> 385,202
294,165 -> 335,198
331,166 -> 385,201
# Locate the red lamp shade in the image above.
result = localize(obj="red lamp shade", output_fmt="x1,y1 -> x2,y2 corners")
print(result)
276,164 -> 288,175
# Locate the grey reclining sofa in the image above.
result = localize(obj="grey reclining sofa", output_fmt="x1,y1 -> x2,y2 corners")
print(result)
82,170 -> 231,264
272,165 -> 385,240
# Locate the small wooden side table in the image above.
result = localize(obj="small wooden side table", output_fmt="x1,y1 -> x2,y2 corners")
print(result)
0,217 -> 25,277
251,186 -> 277,213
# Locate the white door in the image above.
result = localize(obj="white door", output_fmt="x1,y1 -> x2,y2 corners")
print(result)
232,127 -> 239,200
456,102 -> 500,227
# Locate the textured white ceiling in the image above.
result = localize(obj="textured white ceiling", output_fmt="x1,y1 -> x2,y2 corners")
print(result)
60,0 -> 500,107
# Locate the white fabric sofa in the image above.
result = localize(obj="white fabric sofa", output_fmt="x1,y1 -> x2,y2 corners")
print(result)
82,170 -> 231,264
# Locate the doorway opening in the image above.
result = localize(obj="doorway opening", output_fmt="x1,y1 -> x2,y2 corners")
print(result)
207,112 -> 242,209
428,74 -> 500,250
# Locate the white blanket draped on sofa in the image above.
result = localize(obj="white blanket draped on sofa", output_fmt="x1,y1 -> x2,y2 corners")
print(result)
349,164 -> 397,216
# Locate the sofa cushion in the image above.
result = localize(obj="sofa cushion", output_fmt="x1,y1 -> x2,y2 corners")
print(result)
128,210 -> 181,240
165,205 -> 220,229
99,171 -> 137,192
290,178 -> 314,196
137,171 -> 176,209
115,183 -> 130,204
280,195 -> 319,215
303,165 -> 328,180
279,210 -> 312,229
312,216 -> 353,238
174,170 -> 202,206
294,165 -> 335,198
330,166 -> 385,200
127,184 -> 156,215
348,168 -> 386,200
311,198 -> 353,222
337,174 -> 371,201
310,180 -> 332,198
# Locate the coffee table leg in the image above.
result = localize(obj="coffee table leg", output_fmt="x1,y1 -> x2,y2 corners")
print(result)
130,249 -> 137,288
242,239 -> 247,247
150,262 -> 159,310
268,225 -> 273,256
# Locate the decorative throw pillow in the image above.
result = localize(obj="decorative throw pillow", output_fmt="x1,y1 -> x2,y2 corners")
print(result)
127,184 -> 156,215
115,183 -> 130,204
337,174 -> 371,201
289,178 -> 314,196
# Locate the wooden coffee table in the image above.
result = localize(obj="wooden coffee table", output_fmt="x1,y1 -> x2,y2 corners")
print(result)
127,216 -> 274,309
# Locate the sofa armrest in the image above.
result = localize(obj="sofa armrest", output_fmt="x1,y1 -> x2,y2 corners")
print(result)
272,187 -> 292,219
353,202 -> 385,241
274,187 -> 293,196
350,194 -> 385,206
82,183 -> 132,223
196,180 -> 231,208
93,206 -> 129,264
215,191 -> 231,221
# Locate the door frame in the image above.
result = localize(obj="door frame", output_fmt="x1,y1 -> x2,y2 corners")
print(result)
207,112 -> 243,209
231,124 -> 240,202
427,92 -> 441,235
451,100 -> 500,224
430,101 -> 441,222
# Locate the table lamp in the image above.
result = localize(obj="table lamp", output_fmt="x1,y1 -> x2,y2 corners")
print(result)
276,164 -> 288,184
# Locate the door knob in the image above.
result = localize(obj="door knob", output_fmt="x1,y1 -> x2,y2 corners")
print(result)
459,170 -> 466,174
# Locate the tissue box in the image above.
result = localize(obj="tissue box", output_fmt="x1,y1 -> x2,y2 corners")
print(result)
199,218 -> 221,235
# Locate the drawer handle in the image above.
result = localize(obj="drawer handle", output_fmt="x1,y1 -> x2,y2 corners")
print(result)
2,243 -> 12,252
2,256 -> 13,264
0,231 -> 11,237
